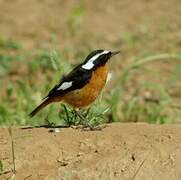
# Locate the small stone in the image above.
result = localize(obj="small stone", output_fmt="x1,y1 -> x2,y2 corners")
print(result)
54,128 -> 60,133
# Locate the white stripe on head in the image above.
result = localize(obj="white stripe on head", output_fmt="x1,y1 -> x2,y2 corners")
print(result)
57,82 -> 73,91
82,50 -> 109,70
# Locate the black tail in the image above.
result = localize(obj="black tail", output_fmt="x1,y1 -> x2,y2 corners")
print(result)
29,97 -> 52,117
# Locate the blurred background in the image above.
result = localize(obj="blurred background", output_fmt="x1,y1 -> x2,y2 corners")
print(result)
0,0 -> 181,126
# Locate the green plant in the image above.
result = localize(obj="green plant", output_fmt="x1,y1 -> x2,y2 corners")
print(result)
110,53 -> 181,123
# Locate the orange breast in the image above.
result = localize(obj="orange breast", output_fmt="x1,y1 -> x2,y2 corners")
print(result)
63,64 -> 108,108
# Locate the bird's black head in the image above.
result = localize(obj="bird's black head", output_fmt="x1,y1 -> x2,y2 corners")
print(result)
82,49 -> 120,70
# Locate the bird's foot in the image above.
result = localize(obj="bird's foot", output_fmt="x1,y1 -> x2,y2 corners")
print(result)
71,109 -> 106,131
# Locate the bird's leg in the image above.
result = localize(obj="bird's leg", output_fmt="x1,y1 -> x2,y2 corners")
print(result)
72,108 -> 87,127
44,116 -> 56,127
73,109 -> 103,131
61,104 -> 72,127
72,108 -> 81,125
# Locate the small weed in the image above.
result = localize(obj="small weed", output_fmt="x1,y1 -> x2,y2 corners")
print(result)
0,160 -> 3,174
52,101 -> 109,127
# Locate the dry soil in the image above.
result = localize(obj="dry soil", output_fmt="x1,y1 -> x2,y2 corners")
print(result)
0,123 -> 181,180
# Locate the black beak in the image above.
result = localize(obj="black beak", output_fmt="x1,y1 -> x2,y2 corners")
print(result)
111,51 -> 120,57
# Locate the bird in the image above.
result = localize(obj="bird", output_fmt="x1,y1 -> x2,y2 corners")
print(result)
29,49 -> 120,117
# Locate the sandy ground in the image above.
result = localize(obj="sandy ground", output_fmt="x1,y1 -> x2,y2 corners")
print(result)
0,123 -> 181,180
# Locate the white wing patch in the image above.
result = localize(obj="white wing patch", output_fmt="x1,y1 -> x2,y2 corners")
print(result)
82,50 -> 109,70
57,82 -> 73,91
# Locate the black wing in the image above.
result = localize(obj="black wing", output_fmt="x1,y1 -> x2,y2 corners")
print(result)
47,64 -> 92,98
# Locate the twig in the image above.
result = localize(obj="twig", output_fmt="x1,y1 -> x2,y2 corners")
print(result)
131,153 -> 148,180
21,124 -> 70,130
24,174 -> 32,180
8,127 -> 16,175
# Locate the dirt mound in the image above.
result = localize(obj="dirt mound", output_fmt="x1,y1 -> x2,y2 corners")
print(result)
0,123 -> 181,180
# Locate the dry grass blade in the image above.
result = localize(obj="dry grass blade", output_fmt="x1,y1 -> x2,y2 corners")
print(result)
8,127 -> 16,175
131,153 -> 149,180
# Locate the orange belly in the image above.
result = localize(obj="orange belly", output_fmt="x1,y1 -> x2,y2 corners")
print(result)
62,64 -> 108,108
